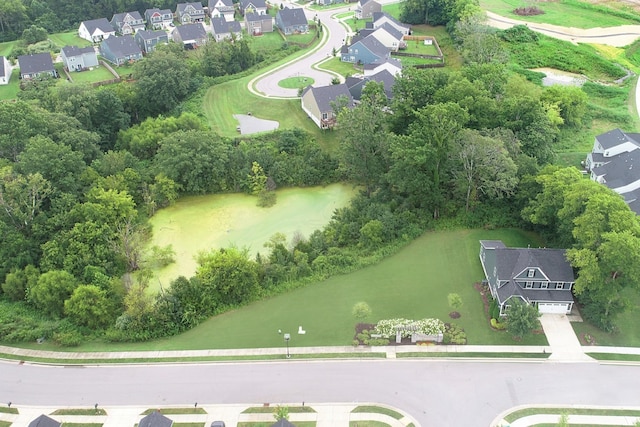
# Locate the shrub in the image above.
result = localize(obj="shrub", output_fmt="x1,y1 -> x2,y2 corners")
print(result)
443,323 -> 467,344
491,318 -> 506,330
375,318 -> 445,338
52,330 -> 83,347
352,301 -> 372,319
489,298 -> 500,320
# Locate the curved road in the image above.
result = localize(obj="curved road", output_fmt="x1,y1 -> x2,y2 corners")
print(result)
2,359 -> 640,426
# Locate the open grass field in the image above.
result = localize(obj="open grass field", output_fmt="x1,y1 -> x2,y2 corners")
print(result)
479,0 -> 640,28
402,39 -> 441,56
68,66 -> 117,84
48,31 -> 92,48
0,40 -> 16,56
410,25 -> 463,69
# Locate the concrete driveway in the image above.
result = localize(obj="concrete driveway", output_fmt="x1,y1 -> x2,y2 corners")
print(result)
539,313 -> 594,362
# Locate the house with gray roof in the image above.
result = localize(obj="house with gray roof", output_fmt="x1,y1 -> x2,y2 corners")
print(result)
371,12 -> 410,35
301,83 -> 354,129
28,414 -> 61,427
209,0 -> 236,21
135,30 -> 169,53
211,17 -> 242,41
245,12 -> 273,35
18,53 -> 56,79
479,240 -> 575,316
79,18 -> 116,43
138,410 -> 174,427
363,56 -> 402,77
0,55 -> 11,85
341,33 -> 390,65
111,11 -> 145,35
368,23 -> 405,51
275,7 -> 308,35
586,129 -> 640,215
100,35 -> 143,65
172,23 -> 208,47
61,45 -> 99,71
355,0 -> 382,19
145,8 -> 174,29
239,0 -> 268,16
176,2 -> 206,23
345,68 -> 396,101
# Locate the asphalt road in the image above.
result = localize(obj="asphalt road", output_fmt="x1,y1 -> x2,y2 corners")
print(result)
2,359 -> 640,426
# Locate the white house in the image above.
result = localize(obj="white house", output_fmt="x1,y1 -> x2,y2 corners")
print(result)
78,18 -> 116,43
0,56 -> 11,85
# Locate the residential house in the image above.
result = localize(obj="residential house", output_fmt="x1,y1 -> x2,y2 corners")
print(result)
18,53 -> 56,79
138,410 -> 173,427
301,83 -> 354,129
78,18 -> 116,43
61,45 -> 99,71
363,56 -> 402,77
211,17 -> 242,41
239,0 -> 267,16
367,23 -> 404,51
0,55 -> 11,85
209,0 -> 236,22
100,35 -> 143,65
176,2 -> 206,23
28,414 -> 61,427
135,29 -> 169,53
172,23 -> 208,47
341,33 -> 390,65
355,0 -> 381,19
145,8 -> 174,29
275,7 -> 308,35
111,11 -> 145,35
245,12 -> 273,35
371,12 -> 410,35
479,240 -> 575,316
586,128 -> 640,215
345,68 -> 395,101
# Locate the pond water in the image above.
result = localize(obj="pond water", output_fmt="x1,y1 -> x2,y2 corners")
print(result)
146,184 -> 356,291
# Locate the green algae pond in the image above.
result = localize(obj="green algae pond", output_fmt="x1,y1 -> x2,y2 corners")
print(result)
146,184 -> 356,291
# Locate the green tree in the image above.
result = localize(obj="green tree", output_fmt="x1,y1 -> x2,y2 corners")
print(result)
2,268 -> 27,301
28,269 -> 78,318
505,298 -> 540,339
0,166 -> 52,231
541,85 -> 588,127
21,24 -> 47,43
352,301 -> 372,320
447,293 -> 463,310
64,284 -> 114,329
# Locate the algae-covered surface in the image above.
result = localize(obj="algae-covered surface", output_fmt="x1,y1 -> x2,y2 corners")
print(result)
147,184 -> 356,290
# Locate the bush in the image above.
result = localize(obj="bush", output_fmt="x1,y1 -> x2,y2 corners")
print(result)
489,298 -> 500,320
491,318 -> 506,330
443,323 -> 467,344
52,330 -> 83,347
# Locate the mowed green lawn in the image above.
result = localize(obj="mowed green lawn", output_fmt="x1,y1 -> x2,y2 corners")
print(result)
70,228 -> 546,352
479,0 -> 640,28
48,31 -> 92,48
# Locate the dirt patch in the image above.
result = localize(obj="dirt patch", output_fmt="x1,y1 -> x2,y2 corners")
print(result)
514,6 -> 545,15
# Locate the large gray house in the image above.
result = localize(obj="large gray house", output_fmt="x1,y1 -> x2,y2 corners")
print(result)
479,240 -> 575,316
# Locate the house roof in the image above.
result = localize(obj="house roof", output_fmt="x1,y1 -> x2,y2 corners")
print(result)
61,45 -> 95,57
270,419 -> 297,427
81,18 -> 114,35
112,11 -> 143,23
304,83 -> 354,112
592,149 -> 640,189
18,53 -> 54,75
175,23 -> 207,40
495,247 -> 575,283
240,0 -> 267,10
278,8 -> 307,27
101,35 -> 142,57
359,0 -> 376,5
375,22 -> 404,40
138,411 -> 173,427
362,56 -> 402,72
358,34 -> 390,58
209,0 -> 234,10
596,128 -> 640,150
372,12 -> 410,30
136,29 -> 168,40
351,68 -> 396,99
245,12 -> 271,22
177,2 -> 205,14
495,281 -> 575,306
0,56 -> 7,78
211,17 -> 241,34
623,187 -> 640,215
145,8 -> 173,18
28,414 -> 61,427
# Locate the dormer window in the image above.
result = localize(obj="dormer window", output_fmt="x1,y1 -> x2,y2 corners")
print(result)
528,269 -> 535,278
525,281 -> 533,289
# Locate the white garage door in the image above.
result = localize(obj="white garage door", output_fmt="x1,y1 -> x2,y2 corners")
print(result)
538,303 -> 569,314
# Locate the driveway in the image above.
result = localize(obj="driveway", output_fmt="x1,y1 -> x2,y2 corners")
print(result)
539,313 -> 594,362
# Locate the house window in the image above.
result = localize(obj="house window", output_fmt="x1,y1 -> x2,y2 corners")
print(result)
527,269 -> 535,278
525,281 -> 533,289
556,283 -> 563,290
322,112 -> 328,119
541,282 -> 548,289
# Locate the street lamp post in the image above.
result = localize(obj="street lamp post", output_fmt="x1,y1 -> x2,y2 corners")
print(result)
284,333 -> 290,359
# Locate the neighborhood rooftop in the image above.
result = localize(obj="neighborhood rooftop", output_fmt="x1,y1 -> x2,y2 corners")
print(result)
81,18 -> 114,34
101,35 -> 141,56
61,45 -> 95,57
18,52 -> 54,74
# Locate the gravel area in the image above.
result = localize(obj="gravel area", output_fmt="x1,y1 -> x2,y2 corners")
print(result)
233,114 -> 279,134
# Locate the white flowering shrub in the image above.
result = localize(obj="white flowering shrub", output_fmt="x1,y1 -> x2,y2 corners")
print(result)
374,318 -> 445,338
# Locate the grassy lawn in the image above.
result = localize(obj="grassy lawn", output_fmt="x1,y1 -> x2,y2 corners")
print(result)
238,423 -> 315,427
352,407 -> 402,420
316,56 -> 361,77
479,0 -> 640,28
504,407 -> 640,423
242,407 -> 316,414
285,30 -> 318,46
278,76 -> 315,88
141,408 -> 207,415
61,424 -> 103,427
247,32 -> 287,51
173,424 -> 205,427
393,55 -> 442,67
0,407 -> 18,414
68,66 -> 117,84
410,25 -> 463,69
382,2 -> 402,18
402,40 -> 440,56
349,422 -> 390,427
0,422 -> 10,427
0,40 -> 16,56
48,31 -> 92,48
397,352 -> 550,358
0,69 -> 20,101
52,409 -> 107,415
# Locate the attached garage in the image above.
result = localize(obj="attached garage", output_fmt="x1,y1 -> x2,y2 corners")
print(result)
538,302 -> 571,314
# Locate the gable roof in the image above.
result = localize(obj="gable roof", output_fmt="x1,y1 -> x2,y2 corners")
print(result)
596,128 -> 640,150
245,11 -> 271,22
211,17 -> 241,34
146,8 -> 173,18
278,8 -> 307,27
112,11 -> 143,23
81,18 -> 114,35
61,45 -> 95,57
177,2 -> 205,13
346,68 -> 396,100
592,149 -> 640,189
303,83 -> 354,112
240,0 -> 267,10
18,53 -> 54,74
136,29 -> 168,40
375,22 -> 404,40
139,411 -> 173,427
494,247 -> 575,283
209,0 -> 234,9
357,34 -> 390,57
372,11 -> 408,28
363,56 -> 402,72
175,23 -> 207,40
102,35 -> 142,57
29,414 -> 61,427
